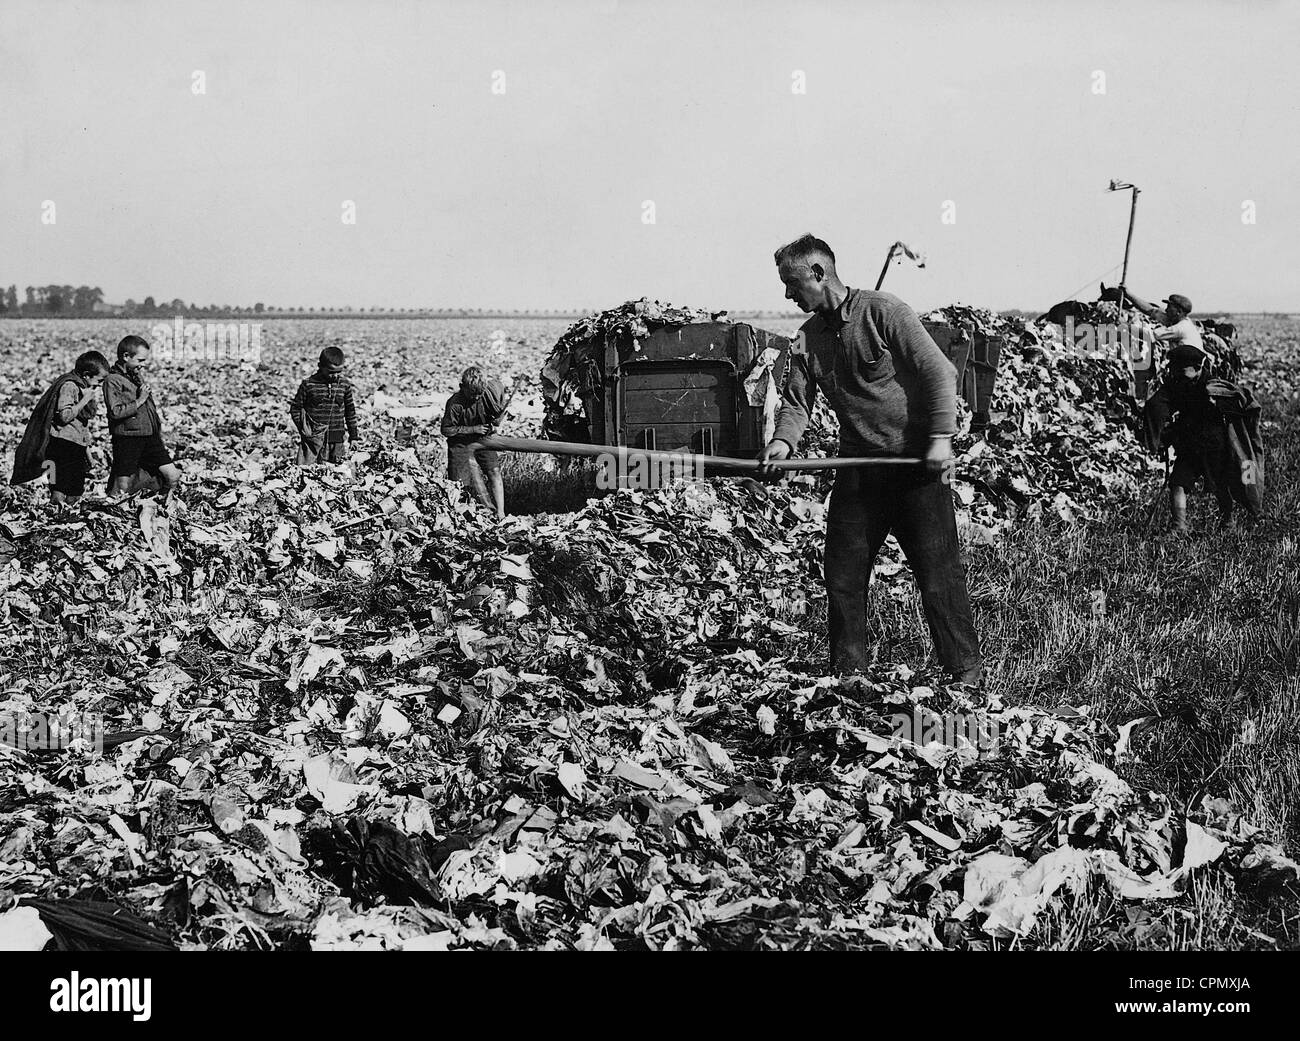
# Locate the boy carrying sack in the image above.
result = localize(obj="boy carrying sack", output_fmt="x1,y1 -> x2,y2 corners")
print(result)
1143,343 -> 1265,534
291,347 -> 359,464
9,350 -> 111,504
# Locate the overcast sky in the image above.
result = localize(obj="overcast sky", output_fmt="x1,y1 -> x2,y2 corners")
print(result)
3,0 -> 1297,312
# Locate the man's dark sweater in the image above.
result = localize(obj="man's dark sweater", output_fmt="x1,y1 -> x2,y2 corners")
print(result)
773,288 -> 957,456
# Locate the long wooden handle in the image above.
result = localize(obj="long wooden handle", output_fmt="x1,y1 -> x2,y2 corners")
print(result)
875,242 -> 899,291
474,434 -> 921,470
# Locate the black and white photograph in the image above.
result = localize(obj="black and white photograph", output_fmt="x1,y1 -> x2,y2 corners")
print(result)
0,0 -> 1296,1005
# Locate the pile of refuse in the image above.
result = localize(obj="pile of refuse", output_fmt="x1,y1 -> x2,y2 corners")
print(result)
536,299 -> 1174,537
1,445 -> 1295,950
919,304 -> 1165,536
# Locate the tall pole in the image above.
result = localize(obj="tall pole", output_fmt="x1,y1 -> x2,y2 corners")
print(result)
875,242 -> 898,291
1108,180 -> 1141,398
1107,180 -> 1140,318
1119,187 -> 1140,317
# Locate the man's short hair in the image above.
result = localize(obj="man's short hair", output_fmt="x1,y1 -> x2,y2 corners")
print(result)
116,335 -> 150,360
319,346 -> 346,368
774,234 -> 836,269
75,350 -> 111,376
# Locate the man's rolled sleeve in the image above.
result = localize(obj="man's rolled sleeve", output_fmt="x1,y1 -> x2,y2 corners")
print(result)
882,301 -> 956,438
771,348 -> 816,451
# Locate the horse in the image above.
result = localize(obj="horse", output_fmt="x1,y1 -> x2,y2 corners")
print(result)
1041,299 -> 1091,325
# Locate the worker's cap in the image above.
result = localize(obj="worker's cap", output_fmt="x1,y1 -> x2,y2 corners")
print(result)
1167,343 -> 1207,369
1162,293 -> 1193,315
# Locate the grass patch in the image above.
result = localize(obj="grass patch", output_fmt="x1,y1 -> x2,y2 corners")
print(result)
769,342 -> 1300,945
502,453 -> 605,516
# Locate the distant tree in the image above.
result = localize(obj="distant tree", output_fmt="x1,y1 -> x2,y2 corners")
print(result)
24,286 -> 36,308
143,296 -> 157,313
253,302 -> 264,314
5,286 -> 16,311
46,286 -> 66,312
123,299 -> 138,314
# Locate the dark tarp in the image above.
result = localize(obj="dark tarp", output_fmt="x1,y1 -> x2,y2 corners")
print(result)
19,898 -> 178,951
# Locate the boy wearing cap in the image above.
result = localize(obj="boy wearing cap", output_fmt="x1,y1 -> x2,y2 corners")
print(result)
291,347 -> 360,464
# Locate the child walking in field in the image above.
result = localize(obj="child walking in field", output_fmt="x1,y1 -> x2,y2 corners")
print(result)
104,335 -> 183,498
291,347 -> 360,464
441,366 -> 508,519
9,350 -> 111,504
1143,343 -> 1264,534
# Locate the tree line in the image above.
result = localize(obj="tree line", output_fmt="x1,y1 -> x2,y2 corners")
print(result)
0,284 -> 806,319
0,285 -> 106,314
0,287 -> 593,318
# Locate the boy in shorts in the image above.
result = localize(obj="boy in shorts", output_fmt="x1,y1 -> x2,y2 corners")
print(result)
9,350 -> 111,503
104,335 -> 182,498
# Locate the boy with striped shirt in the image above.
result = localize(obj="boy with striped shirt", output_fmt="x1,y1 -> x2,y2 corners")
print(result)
290,347 -> 360,464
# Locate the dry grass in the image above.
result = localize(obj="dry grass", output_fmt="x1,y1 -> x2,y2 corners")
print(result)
501,453 -> 605,516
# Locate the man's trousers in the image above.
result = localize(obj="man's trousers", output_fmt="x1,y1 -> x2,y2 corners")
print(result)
822,463 -> 982,676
